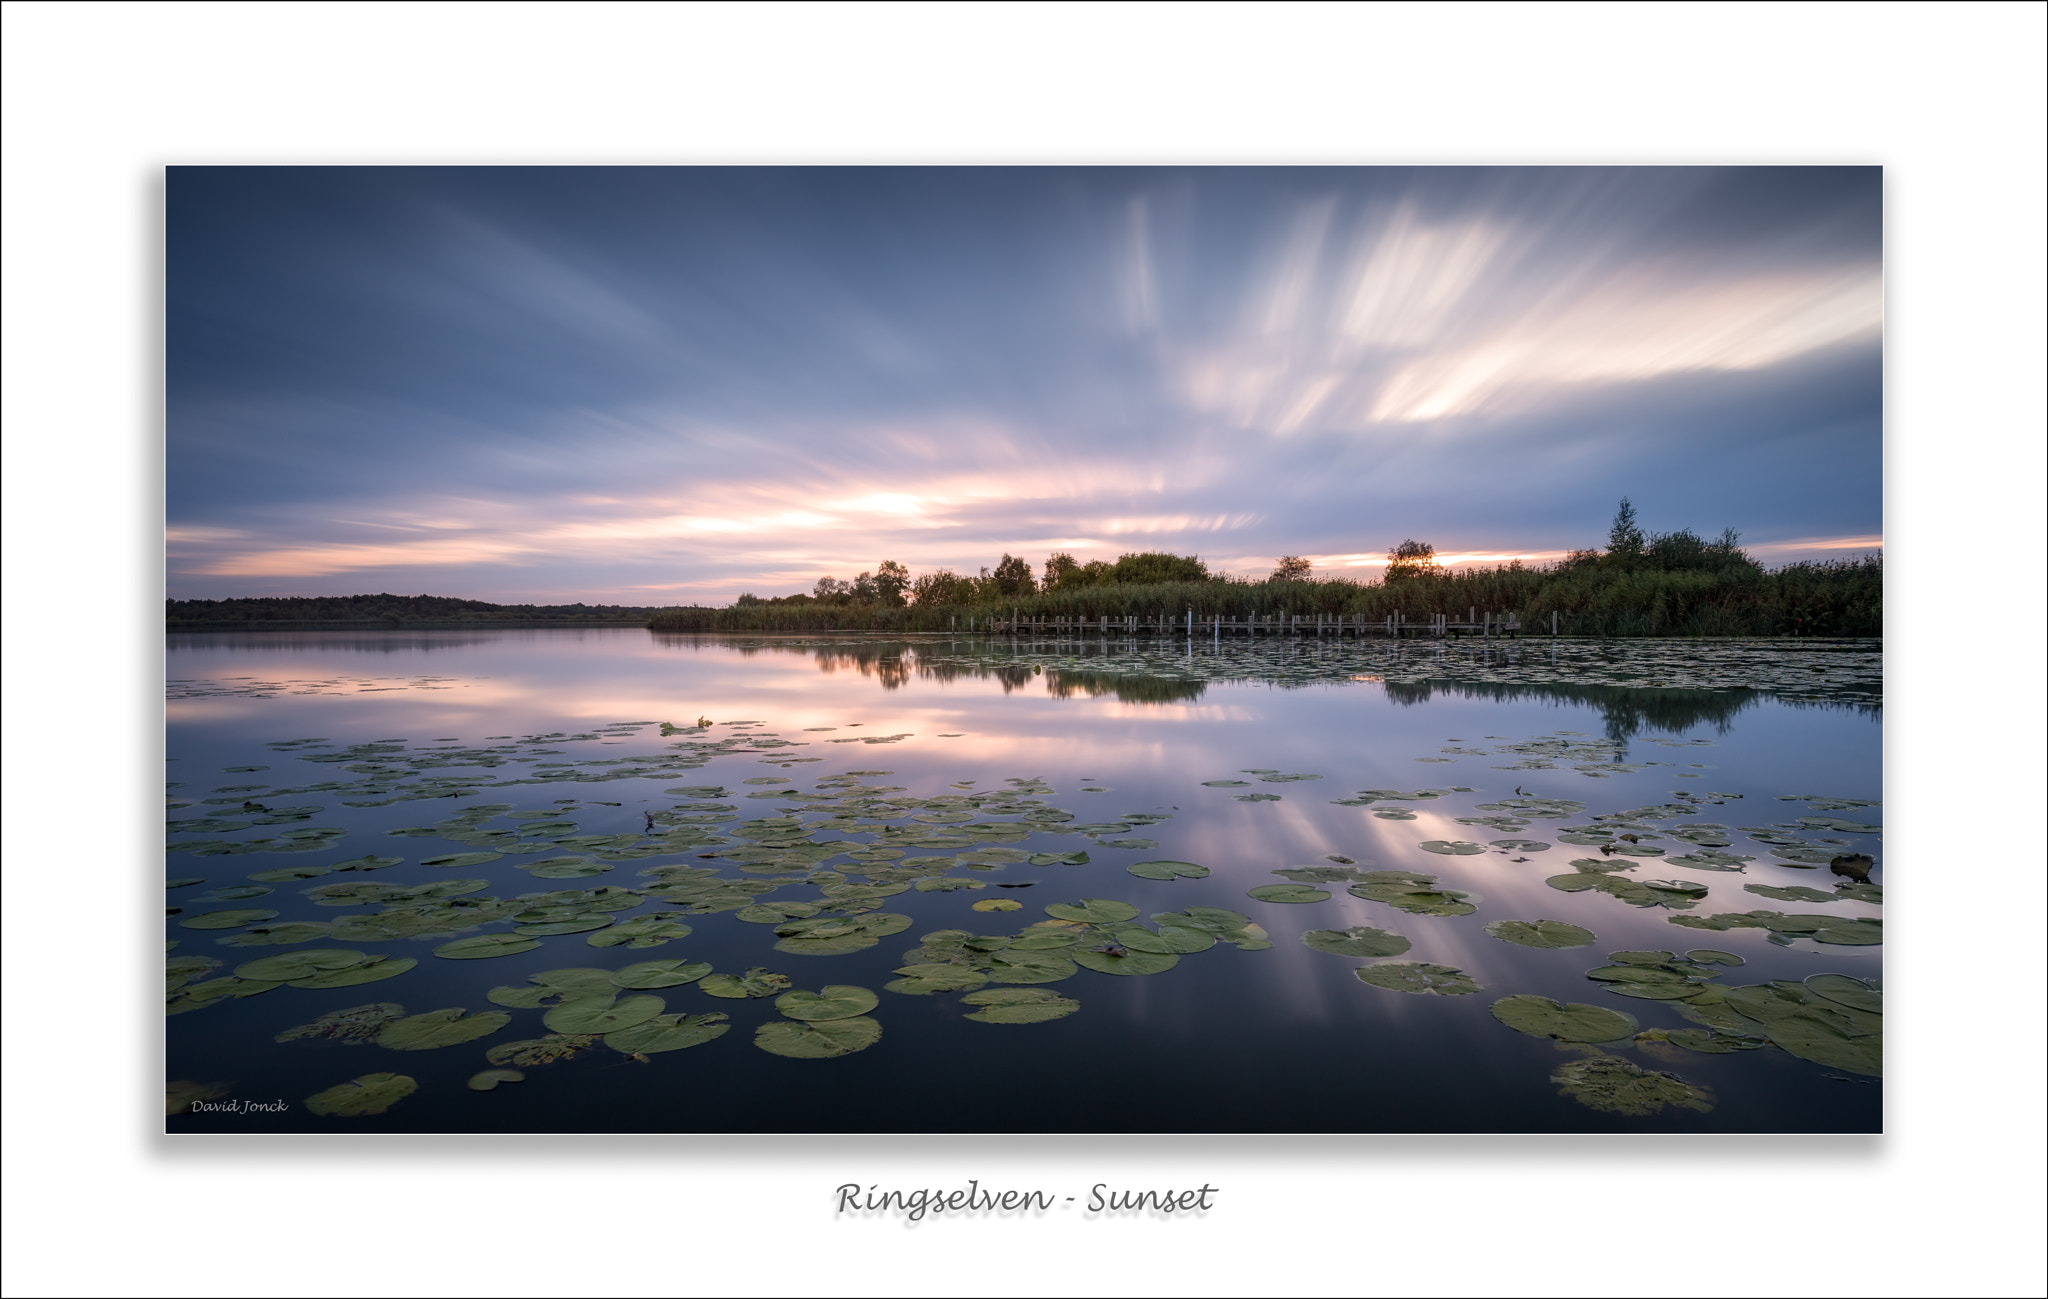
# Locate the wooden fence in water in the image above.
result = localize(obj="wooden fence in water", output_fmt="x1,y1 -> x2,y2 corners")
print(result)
973,608 -> 1554,639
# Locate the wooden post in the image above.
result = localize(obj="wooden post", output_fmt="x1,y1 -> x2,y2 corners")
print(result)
1552,610 -> 1558,637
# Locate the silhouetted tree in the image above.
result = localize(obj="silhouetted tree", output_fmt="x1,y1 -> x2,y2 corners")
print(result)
1272,555 -> 1312,580
991,553 -> 1035,597
1043,551 -> 1081,590
874,560 -> 910,606
1607,497 -> 1646,561
1385,539 -> 1437,581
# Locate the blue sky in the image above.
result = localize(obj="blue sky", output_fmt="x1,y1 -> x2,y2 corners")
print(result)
167,166 -> 1881,603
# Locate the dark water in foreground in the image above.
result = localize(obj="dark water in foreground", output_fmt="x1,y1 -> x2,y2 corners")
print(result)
166,631 -> 1881,1133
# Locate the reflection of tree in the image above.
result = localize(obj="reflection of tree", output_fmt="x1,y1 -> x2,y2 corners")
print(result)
1044,669 -> 1207,703
166,632 -> 509,655
1382,678 -> 1879,746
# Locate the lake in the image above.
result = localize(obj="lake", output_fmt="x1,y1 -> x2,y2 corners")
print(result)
166,628 -> 1882,1133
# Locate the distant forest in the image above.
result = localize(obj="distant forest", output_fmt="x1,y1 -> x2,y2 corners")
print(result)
166,593 -> 660,629
650,501 -> 1882,638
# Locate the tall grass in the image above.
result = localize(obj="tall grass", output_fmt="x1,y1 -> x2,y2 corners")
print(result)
648,554 -> 1881,637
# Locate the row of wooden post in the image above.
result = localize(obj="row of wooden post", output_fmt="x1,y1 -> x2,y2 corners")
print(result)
979,610 -> 1560,638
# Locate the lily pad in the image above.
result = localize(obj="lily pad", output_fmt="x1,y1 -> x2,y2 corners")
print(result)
289,956 -> 417,989
884,964 -> 990,995
543,994 -> 665,1034
773,912 -> 913,956
1805,973 -> 1882,1014
962,987 -> 1079,1024
304,1072 -> 417,1116
513,913 -> 616,937
486,1034 -> 601,1067
604,1012 -> 731,1054
1201,780 -> 1251,787
971,898 -> 1023,912
1551,1055 -> 1713,1115
1127,860 -> 1209,880
1659,1028 -> 1769,1054
1484,919 -> 1596,949
467,1069 -> 526,1090
331,855 -> 403,872
1302,926 -> 1411,958
1247,884 -> 1331,904
775,985 -> 879,1021
984,951 -> 1081,983
610,959 -> 712,990
1490,995 -> 1639,1042
1044,899 -> 1139,924
753,1015 -> 883,1059
178,909 -> 279,930
1348,876 -> 1478,917
376,1008 -> 511,1050
587,916 -> 694,949
1072,946 -> 1178,976
274,1002 -> 404,1043
700,967 -> 793,999
1354,962 -> 1482,995
1273,865 -> 1367,883
1418,840 -> 1487,856
419,852 -> 504,869
232,949 -> 368,981
434,933 -> 542,960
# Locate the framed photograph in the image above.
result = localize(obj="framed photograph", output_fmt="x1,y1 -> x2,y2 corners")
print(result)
165,165 -> 1883,1134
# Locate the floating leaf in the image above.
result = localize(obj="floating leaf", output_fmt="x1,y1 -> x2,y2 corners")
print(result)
775,985 -> 879,1022
290,956 -> 417,989
305,1072 -> 416,1117
1201,780 -> 1251,787
1348,876 -> 1479,917
486,1034 -> 600,1067
1302,926 -> 1410,958
884,964 -> 989,995
985,951 -> 1081,983
434,933 -> 542,960
610,959 -> 711,990
1685,949 -> 1745,966
1354,962 -> 1481,995
178,909 -> 279,930
604,1012 -> 730,1054
1805,973 -> 1882,1014
1659,1028 -> 1768,1054
773,912 -> 912,956
275,1002 -> 404,1043
1247,884 -> 1331,904
376,1008 -> 511,1050
514,913 -> 615,937
753,1016 -> 882,1059
1484,920 -> 1595,950
1273,865 -> 1366,883
962,987 -> 1079,1024
1127,860 -> 1209,880
971,898 -> 1022,912
1490,995 -> 1638,1042
700,967 -> 793,999
1551,1055 -> 1713,1115
1044,899 -> 1139,924
1745,884 -> 1840,903
419,852 -> 504,869
543,994 -> 665,1034
331,855 -> 403,872
232,949 -> 368,982
468,1069 -> 526,1090
1417,840 -> 1487,856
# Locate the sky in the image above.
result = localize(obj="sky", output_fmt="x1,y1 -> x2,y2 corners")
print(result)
167,166 -> 1882,604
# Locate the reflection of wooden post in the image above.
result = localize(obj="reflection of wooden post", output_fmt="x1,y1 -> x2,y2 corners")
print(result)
1552,610 -> 1558,637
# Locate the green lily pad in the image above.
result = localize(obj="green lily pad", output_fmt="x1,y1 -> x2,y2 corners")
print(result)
605,1012 -> 731,1054
1007,928 -> 1084,951
962,988 -> 1079,1023
1028,852 -> 1090,866
1073,947 -> 1178,976
984,950 -> 1080,983
1354,962 -> 1482,995
305,1072 -> 417,1116
1233,793 -> 1283,802
773,912 -> 913,956
1805,973 -> 1882,1014
1044,899 -> 1139,924
1484,920 -> 1596,950
543,994 -> 665,1034
972,898 -> 1023,912
586,916 -> 694,949
1686,949 -> 1745,966
1745,884 -> 1841,903
775,985 -> 879,1021
610,959 -> 711,989
1202,780 -> 1251,787
434,933 -> 542,960
700,967 -> 793,999
1151,906 -> 1252,933
1348,877 -> 1479,916
1551,1055 -> 1714,1115
1127,860 -> 1209,880
753,1015 -> 883,1059
331,855 -> 404,872
1659,1028 -> 1769,1054
1274,865 -> 1368,882
1247,884 -> 1331,904
486,1034 -> 601,1067
376,1008 -> 511,1050
514,913 -> 616,937
1490,839 -> 1551,852
1418,840 -> 1486,855
419,852 -> 504,869
217,921 -> 334,947
885,964 -> 991,995
274,1002 -> 404,1043
178,909 -> 279,930
1302,927 -> 1411,958
521,856 -> 611,879
289,956 -> 417,989
1490,995 -> 1639,1042
467,1069 -> 525,1090
232,949 -> 367,982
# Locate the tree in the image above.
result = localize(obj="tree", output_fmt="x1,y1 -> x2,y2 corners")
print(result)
1043,551 -> 1081,590
850,571 -> 879,603
1271,556 -> 1312,581
1385,539 -> 1437,581
813,576 -> 850,602
1607,497 -> 1645,560
991,553 -> 1035,597
874,559 -> 910,606
1107,551 -> 1208,584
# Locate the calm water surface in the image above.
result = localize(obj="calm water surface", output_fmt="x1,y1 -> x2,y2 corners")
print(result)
166,629 -> 1882,1133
